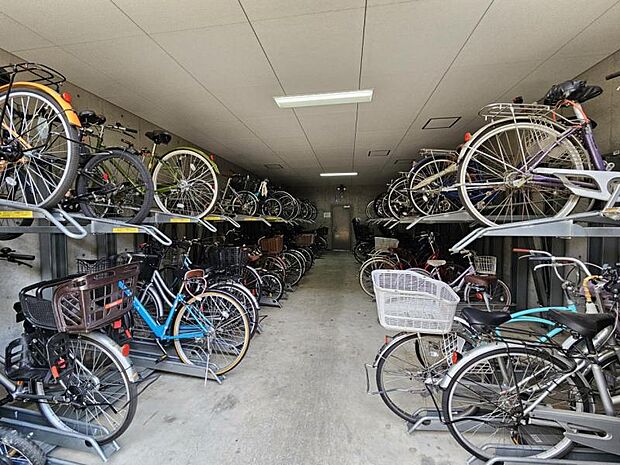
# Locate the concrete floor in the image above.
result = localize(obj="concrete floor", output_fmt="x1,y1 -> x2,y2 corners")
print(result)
62,251 -> 469,465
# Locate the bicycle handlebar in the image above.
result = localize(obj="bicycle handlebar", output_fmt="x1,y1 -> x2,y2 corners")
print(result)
605,71 -> 620,80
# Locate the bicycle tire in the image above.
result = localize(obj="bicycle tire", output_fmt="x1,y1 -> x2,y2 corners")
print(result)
77,149 -> 154,223
0,427 -> 46,465
152,148 -> 218,217
233,190 -> 259,216
464,277 -> 511,312
457,122 -> 586,226
376,329 -> 475,422
442,345 -> 591,461
36,334 -> 138,444
260,272 -> 284,301
358,257 -> 395,297
0,87 -> 80,208
173,290 -> 250,375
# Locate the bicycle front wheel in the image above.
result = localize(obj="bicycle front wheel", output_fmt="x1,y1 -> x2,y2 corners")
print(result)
152,148 -> 218,217
0,87 -> 80,208
442,345 -> 591,461
173,291 -> 250,375
358,257 -> 395,297
77,149 -> 154,223
36,335 -> 137,444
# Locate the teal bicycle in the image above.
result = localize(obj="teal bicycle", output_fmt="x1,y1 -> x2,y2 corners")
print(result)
120,254 -> 251,376
370,249 -> 588,423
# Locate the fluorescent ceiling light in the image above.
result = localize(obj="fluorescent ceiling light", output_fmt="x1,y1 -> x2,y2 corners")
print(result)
274,89 -> 373,108
320,172 -> 358,177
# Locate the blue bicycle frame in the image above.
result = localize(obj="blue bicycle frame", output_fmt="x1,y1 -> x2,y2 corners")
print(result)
499,303 -> 577,341
119,281 -> 212,341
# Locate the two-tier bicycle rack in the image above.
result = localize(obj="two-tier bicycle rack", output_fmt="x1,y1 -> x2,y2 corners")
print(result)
0,197 -> 307,462
371,182 -> 620,464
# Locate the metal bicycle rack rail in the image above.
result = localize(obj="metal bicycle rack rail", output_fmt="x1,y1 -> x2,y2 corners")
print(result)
0,404 -> 120,463
0,199 -> 173,245
129,339 -> 224,384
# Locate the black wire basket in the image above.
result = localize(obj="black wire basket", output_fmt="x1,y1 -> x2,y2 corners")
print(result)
206,247 -> 248,269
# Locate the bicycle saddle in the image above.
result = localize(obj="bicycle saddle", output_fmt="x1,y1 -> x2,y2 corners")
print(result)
461,307 -> 511,331
426,259 -> 447,267
78,110 -> 106,127
547,310 -> 615,339
145,130 -> 172,145
542,80 -> 603,106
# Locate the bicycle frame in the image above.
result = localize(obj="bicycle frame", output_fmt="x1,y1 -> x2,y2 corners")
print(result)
119,276 -> 212,341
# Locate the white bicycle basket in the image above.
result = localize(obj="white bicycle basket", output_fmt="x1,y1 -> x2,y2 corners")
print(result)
371,270 -> 459,334
474,255 -> 497,275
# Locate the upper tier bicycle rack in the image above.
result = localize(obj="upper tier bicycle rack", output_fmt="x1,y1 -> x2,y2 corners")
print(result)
0,199 -> 172,245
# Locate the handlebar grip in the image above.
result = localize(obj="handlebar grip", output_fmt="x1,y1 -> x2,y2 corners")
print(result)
605,71 -> 620,80
10,253 -> 35,261
125,128 -> 138,134
512,248 -> 530,253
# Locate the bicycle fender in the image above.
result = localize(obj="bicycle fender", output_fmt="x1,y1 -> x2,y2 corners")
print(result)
173,146 -> 220,174
373,331 -> 411,366
438,341 -> 520,389
0,82 -> 81,127
82,332 -> 139,382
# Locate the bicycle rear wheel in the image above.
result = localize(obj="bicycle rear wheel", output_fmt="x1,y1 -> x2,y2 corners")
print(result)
442,345 -> 591,461
408,156 -> 460,215
77,149 -> 154,223
36,334 -> 137,444
457,122 -> 587,226
152,148 -> 218,217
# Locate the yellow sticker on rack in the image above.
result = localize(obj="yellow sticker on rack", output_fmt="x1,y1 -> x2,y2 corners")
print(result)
203,216 -> 221,221
170,218 -> 191,223
112,227 -> 140,233
0,211 -> 33,219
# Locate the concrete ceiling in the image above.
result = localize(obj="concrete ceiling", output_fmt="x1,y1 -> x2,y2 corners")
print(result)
2,0 -> 620,186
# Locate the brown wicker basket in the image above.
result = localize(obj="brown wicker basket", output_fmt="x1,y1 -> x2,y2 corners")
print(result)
259,235 -> 284,255
52,263 -> 140,333
294,233 -> 315,247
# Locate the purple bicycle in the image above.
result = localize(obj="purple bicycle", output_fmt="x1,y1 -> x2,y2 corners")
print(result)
457,72 -> 620,226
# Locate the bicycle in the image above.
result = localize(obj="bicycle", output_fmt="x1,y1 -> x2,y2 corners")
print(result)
438,256 -> 620,461
121,252 -> 251,376
217,175 -> 282,217
370,250 -> 583,424
0,249 -> 139,444
420,249 -> 511,312
60,111 -> 154,224
457,72 -> 620,226
0,63 -> 82,240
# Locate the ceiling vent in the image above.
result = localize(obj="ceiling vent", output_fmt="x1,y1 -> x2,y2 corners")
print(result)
368,149 -> 390,157
394,159 -> 413,165
423,117 -> 461,129
264,163 -> 284,169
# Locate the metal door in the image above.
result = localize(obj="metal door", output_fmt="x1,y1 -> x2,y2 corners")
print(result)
331,205 -> 351,250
